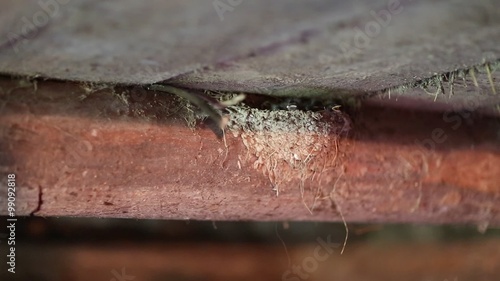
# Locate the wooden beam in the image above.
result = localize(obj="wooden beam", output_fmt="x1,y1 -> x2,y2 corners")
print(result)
2,239 -> 499,280
0,77 -> 499,224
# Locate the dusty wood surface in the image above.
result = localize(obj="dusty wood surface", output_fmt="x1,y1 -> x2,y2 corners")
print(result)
1,239 -> 499,281
0,0 -> 380,84
0,0 -> 498,107
0,77 -> 499,224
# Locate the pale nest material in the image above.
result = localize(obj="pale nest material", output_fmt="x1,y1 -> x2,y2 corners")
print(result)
226,105 -> 351,194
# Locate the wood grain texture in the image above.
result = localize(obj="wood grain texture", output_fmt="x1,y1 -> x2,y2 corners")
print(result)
0,77 -> 499,224
0,0 -> 498,100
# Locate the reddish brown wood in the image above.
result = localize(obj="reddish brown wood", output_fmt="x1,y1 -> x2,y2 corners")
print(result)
0,77 -> 499,225
2,239 -> 499,281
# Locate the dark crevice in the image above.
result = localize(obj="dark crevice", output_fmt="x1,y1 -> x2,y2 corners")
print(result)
30,185 -> 43,216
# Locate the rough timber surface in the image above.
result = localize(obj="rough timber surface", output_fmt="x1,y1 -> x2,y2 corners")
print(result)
0,0 -> 499,108
0,0 -> 499,224
0,77 -> 499,225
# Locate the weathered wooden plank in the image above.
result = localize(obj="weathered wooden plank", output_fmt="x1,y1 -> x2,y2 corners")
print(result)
0,77 -> 498,225
0,0 -> 378,84
1,239 -> 499,281
0,0 -> 498,105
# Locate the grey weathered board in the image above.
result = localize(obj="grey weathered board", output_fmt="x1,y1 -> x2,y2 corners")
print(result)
0,0 -> 499,109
